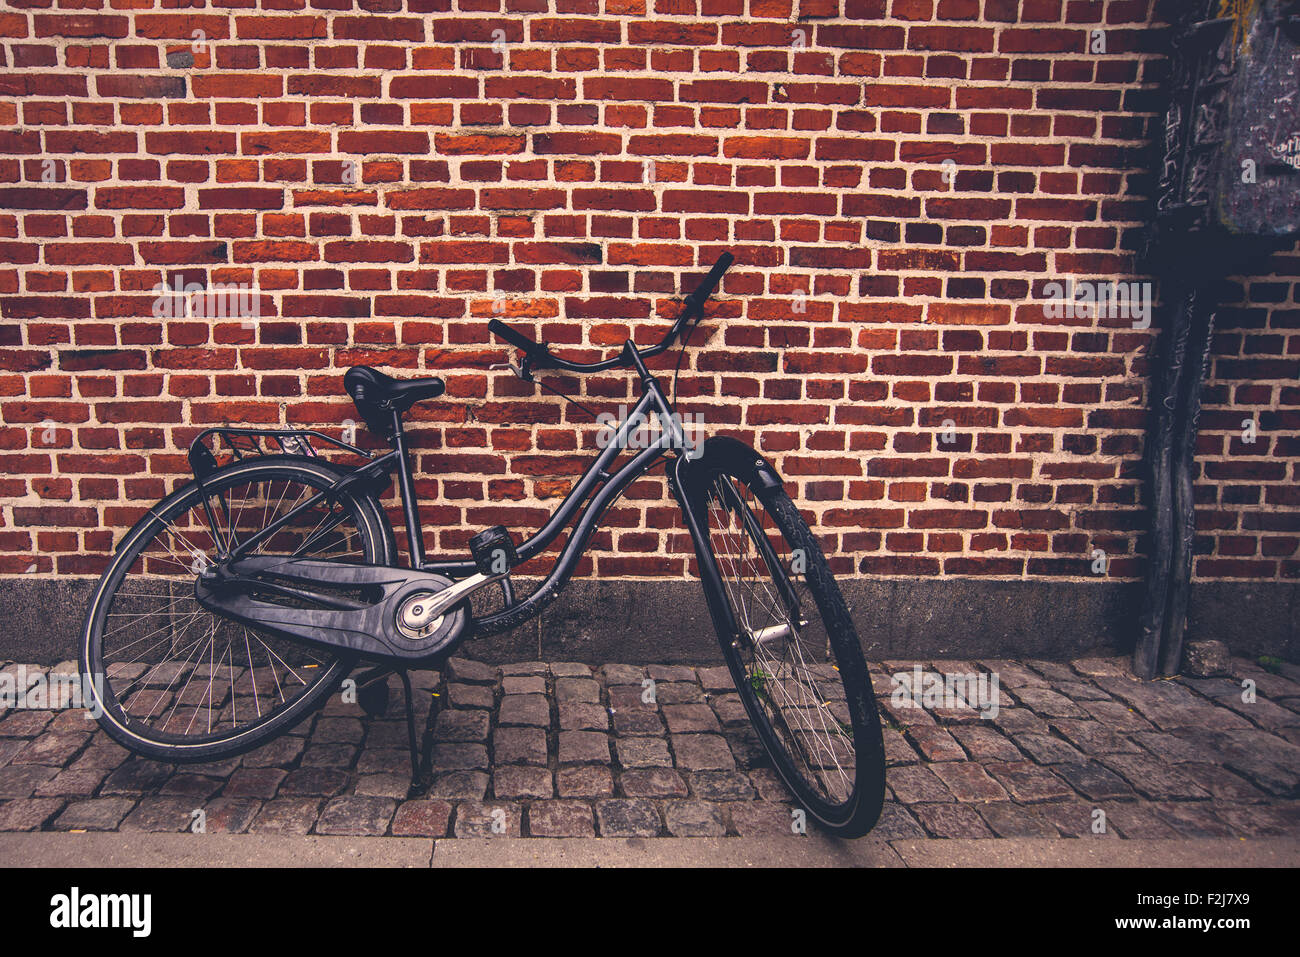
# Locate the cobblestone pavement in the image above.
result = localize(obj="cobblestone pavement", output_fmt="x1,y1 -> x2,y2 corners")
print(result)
0,654 -> 1297,841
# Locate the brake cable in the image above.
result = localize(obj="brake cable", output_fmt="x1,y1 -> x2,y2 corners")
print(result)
533,374 -> 601,423
670,312 -> 696,409
531,366 -> 670,479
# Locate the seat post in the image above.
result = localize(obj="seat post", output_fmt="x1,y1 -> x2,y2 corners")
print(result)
389,407 -> 426,569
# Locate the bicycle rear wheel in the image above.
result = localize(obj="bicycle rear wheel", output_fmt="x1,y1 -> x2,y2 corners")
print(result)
685,437 -> 885,837
81,456 -> 393,763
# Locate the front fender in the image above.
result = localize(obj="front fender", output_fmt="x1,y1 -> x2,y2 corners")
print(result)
670,436 -> 789,645
674,435 -> 785,500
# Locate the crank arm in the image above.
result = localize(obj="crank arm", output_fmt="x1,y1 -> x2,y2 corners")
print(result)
408,570 -> 507,621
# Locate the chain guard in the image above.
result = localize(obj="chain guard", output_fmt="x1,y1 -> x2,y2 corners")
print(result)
194,557 -> 469,662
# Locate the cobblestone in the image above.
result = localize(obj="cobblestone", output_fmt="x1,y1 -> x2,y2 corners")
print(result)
1053,762 -> 1136,801
446,684 -> 493,710
1012,732 -> 1086,765
905,726 -> 966,762
120,797 -> 196,833
493,766 -> 553,799
595,798 -> 661,837
558,702 -> 608,732
1107,804 -> 1180,839
223,767 -> 285,800
599,664 -> 644,685
447,658 -> 497,685
390,800 -> 452,837
433,709 -> 490,742
100,759 -> 172,794
280,768 -> 349,798
528,800 -> 594,837
912,802 -> 996,838
889,764 -> 955,804
1040,802 -> 1118,839
493,728 -> 548,766
1099,754 -> 1212,801
555,677 -> 600,703
454,802 -> 521,838
240,736 -> 305,768
977,802 -> 1058,838
747,768 -> 792,802
0,654 -> 1293,844
428,770 -> 489,801
557,730 -> 610,765
662,703 -> 721,734
872,803 -> 926,840
54,797 -> 136,831
615,736 -> 672,769
1149,802 -> 1236,838
432,742 -> 489,771
985,762 -> 1073,803
688,770 -> 755,801
930,762 -> 1008,803
556,765 -> 613,798
619,768 -> 688,798
355,774 -> 409,799
159,774 -> 222,801
201,798 -> 260,834
356,749 -> 409,776
502,676 -> 545,696
663,800 -> 726,837
611,708 -> 663,736
951,726 -> 1021,762
10,731 -> 90,766
671,734 -> 735,771
315,796 -> 396,836
497,695 -> 549,728
250,798 -> 322,834
0,797 -> 63,831
33,767 -> 105,799
1049,719 -> 1140,755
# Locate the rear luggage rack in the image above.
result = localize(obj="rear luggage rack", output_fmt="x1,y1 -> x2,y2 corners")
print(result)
188,426 -> 373,481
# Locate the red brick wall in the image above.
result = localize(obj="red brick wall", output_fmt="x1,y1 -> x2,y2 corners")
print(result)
1,0 -> 1297,583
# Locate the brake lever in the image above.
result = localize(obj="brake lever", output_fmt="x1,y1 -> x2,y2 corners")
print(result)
488,360 -> 529,380
488,357 -> 537,383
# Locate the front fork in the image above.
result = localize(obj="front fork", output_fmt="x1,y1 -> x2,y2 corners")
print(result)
668,448 -> 804,655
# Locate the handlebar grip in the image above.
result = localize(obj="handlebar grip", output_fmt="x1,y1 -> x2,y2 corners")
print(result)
488,318 -> 541,354
685,252 -> 735,308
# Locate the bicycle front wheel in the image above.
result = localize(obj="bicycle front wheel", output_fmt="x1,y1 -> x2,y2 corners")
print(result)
81,456 -> 394,763
685,437 -> 885,837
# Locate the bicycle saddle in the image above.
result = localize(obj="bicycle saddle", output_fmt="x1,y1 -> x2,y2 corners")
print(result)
344,365 -> 445,437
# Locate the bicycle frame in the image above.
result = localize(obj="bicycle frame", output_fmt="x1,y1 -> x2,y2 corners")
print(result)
189,338 -> 741,651
424,358 -> 688,639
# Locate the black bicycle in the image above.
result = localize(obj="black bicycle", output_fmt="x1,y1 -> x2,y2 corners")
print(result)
79,252 -> 886,836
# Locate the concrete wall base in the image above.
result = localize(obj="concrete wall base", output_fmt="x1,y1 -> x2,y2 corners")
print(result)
2,575 -> 1294,666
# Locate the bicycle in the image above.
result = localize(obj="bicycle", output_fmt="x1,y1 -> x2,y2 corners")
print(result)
79,251 -> 887,836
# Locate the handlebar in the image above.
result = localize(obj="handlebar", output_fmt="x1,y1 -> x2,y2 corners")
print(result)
684,251 -> 733,311
489,251 -> 734,378
487,318 -> 542,356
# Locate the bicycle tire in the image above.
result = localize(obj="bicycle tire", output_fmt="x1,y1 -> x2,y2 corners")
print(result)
684,436 -> 885,837
80,456 -> 394,764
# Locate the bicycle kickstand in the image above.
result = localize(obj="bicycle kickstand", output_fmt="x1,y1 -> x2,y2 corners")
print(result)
396,668 -> 423,796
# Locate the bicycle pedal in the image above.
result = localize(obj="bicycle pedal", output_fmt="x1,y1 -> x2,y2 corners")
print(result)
469,525 -> 519,576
